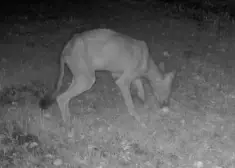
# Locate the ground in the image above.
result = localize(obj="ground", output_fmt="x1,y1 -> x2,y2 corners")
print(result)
1,2 -> 235,168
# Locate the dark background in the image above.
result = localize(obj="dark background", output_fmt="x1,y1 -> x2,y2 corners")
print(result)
1,0 -> 235,23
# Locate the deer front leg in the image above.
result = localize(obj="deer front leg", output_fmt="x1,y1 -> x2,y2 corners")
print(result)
132,78 -> 145,102
115,75 -> 146,127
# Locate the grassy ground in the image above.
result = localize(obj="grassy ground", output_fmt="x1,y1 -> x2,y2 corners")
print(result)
1,2 -> 235,168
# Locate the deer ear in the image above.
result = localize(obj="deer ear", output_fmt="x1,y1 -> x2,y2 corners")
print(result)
159,62 -> 165,72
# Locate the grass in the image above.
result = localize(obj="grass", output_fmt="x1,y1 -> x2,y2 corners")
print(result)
1,1 -> 235,168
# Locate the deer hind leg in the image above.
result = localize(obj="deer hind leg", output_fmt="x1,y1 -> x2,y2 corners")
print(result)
56,74 -> 95,122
